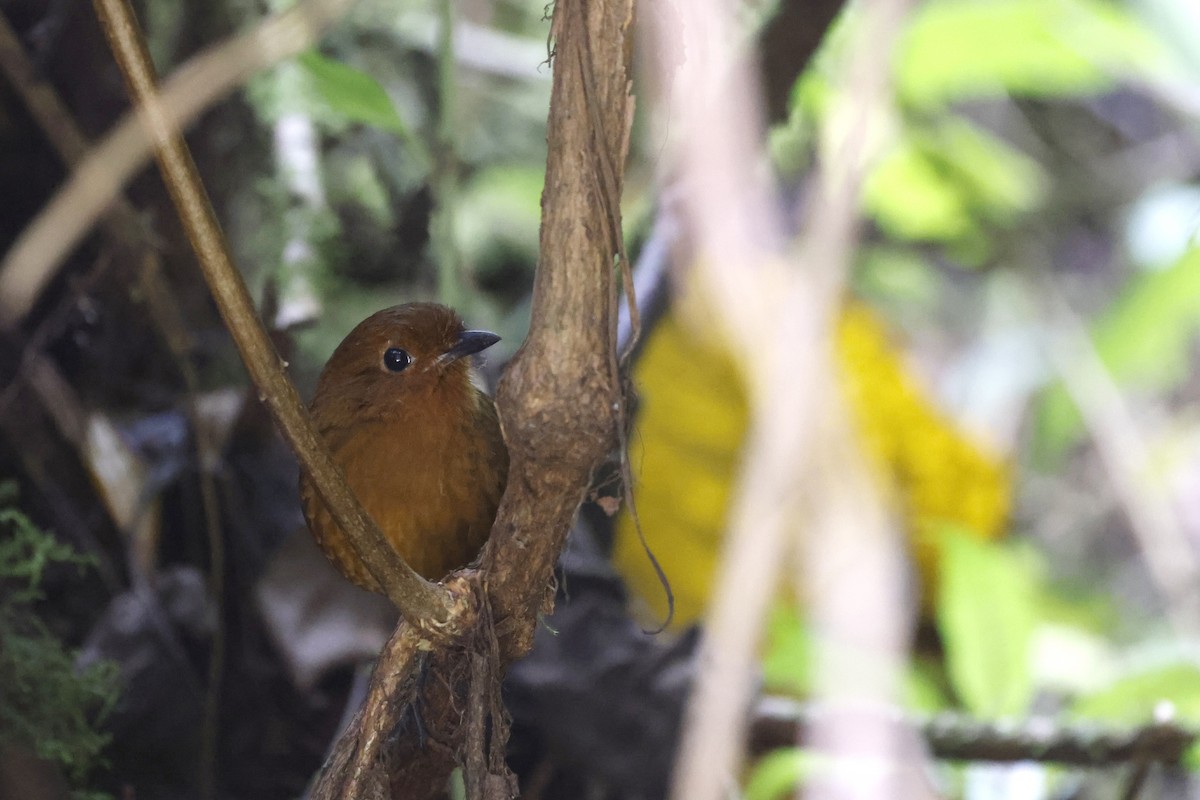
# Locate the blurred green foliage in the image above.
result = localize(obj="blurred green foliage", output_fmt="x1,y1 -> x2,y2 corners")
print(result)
297,50 -> 423,146
744,749 -> 817,800
753,0 -> 1200,792
241,12 -> 550,366
0,484 -> 119,797
863,120 -> 1045,262
783,0 -> 1165,258
937,529 -> 1039,718
896,0 -> 1162,107
1073,658 -> 1200,722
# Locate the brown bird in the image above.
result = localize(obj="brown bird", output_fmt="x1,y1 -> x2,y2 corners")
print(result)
300,303 -> 509,591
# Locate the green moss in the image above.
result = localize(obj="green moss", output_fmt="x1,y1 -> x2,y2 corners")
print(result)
0,484 -> 119,796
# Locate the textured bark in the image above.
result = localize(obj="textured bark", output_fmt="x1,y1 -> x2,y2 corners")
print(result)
486,0 -> 632,659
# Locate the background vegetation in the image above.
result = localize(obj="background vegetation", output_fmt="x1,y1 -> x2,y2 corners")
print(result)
3,0 -> 1200,797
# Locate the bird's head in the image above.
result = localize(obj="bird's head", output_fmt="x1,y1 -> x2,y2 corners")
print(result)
309,303 -> 501,428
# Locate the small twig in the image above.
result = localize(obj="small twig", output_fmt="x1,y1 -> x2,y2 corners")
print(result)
188,395 -> 226,800
463,649 -> 489,799
89,0 -> 458,629
311,620 -> 431,800
431,0 -> 462,310
615,204 -> 676,356
0,11 -> 92,167
923,713 -> 1195,766
572,1 -> 635,365
0,8 -> 199,389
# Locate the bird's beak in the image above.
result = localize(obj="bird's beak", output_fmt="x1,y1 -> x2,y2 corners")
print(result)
438,330 -> 501,365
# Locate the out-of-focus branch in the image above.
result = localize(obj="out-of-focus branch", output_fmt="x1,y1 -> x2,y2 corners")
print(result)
790,1 -> 926,797
751,697 -> 1198,767
0,7 -> 194,398
0,12 -> 97,173
640,7 -> 804,794
644,0 -> 922,797
269,62 -> 326,330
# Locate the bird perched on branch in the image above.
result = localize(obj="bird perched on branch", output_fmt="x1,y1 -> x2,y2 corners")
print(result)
299,303 -> 509,591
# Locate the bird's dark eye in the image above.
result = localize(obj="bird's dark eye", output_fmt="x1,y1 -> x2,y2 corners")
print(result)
383,347 -> 412,372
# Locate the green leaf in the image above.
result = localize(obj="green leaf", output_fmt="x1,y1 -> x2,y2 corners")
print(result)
1095,248 -> 1200,386
296,51 -> 410,137
866,140 -> 974,242
1185,741 -> 1200,771
762,606 -> 811,696
855,247 -> 941,308
1035,247 -> 1200,459
1073,658 -> 1200,724
937,529 -> 1038,717
937,120 -> 1045,218
898,0 -> 1162,108
863,119 -> 1044,252
745,749 -> 817,800
904,657 -> 952,714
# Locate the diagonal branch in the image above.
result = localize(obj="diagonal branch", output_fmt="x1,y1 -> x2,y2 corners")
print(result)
88,0 -> 456,629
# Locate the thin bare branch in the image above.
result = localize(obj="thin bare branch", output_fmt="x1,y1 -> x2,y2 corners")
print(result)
88,0 -> 457,629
